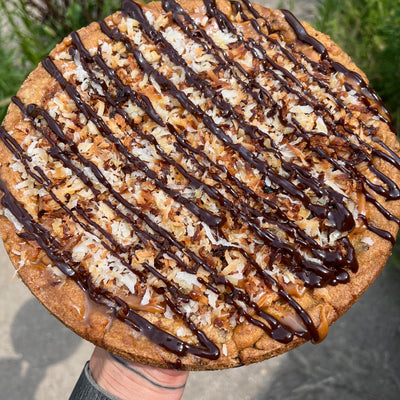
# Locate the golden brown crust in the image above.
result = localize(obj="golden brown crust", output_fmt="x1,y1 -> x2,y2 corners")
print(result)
0,0 -> 399,370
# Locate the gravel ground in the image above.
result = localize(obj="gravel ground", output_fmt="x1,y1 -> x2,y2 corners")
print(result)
1,1 -> 400,399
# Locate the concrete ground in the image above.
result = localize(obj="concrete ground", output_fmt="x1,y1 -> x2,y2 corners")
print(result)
1,1 -> 400,399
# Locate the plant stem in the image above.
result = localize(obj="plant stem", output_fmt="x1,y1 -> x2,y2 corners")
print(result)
0,98 -> 11,108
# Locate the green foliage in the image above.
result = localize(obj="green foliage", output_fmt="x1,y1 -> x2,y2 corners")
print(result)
0,28 -> 26,121
388,237 -> 400,270
314,0 -> 400,133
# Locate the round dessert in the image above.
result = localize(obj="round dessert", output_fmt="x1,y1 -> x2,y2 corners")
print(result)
0,0 -> 399,370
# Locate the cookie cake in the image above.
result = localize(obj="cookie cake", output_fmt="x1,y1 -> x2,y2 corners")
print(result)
0,0 -> 399,370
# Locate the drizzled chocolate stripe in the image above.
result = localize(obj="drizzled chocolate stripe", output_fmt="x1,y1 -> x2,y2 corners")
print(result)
234,1 -> 399,191
9,99 -> 221,302
203,0 -> 400,208
0,177 -> 220,359
41,51 -> 302,341
157,1 -> 355,257
281,9 -> 390,123
18,30 -> 312,348
241,0 -> 390,132
118,2 -> 362,272
75,0 -> 399,310
273,8 -> 400,219
8,99 -> 230,346
9,100 -> 199,297
42,56 -> 223,229
3,101 -> 224,358
99,13 -> 355,290
160,0 -> 395,238
71,26 -> 351,290
3,98 -> 300,347
178,0 -> 392,213
9,81 -> 304,346
121,1 -> 344,216
103,10 -> 344,231
69,31 -> 317,269
197,0 -> 400,237
0,174 -> 75,277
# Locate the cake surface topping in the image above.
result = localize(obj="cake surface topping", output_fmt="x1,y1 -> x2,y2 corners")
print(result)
0,0 -> 399,369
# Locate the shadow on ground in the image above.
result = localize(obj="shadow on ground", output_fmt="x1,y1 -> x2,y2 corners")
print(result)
0,298 -> 82,400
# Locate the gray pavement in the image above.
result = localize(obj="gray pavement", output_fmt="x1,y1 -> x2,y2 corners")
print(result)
1,1 -> 400,399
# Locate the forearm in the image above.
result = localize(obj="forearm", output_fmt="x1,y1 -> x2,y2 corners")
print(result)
88,347 -> 188,400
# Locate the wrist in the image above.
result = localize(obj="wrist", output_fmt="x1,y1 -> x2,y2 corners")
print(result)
89,347 -> 188,400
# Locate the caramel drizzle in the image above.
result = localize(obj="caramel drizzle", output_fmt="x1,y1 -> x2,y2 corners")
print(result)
47,49 -> 307,341
2,94 -> 297,355
0,0 -> 399,359
103,5 -> 356,282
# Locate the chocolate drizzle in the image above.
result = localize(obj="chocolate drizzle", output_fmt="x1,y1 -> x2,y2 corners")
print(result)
0,0 -> 399,361
98,8 -> 350,290
281,9 -> 391,124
